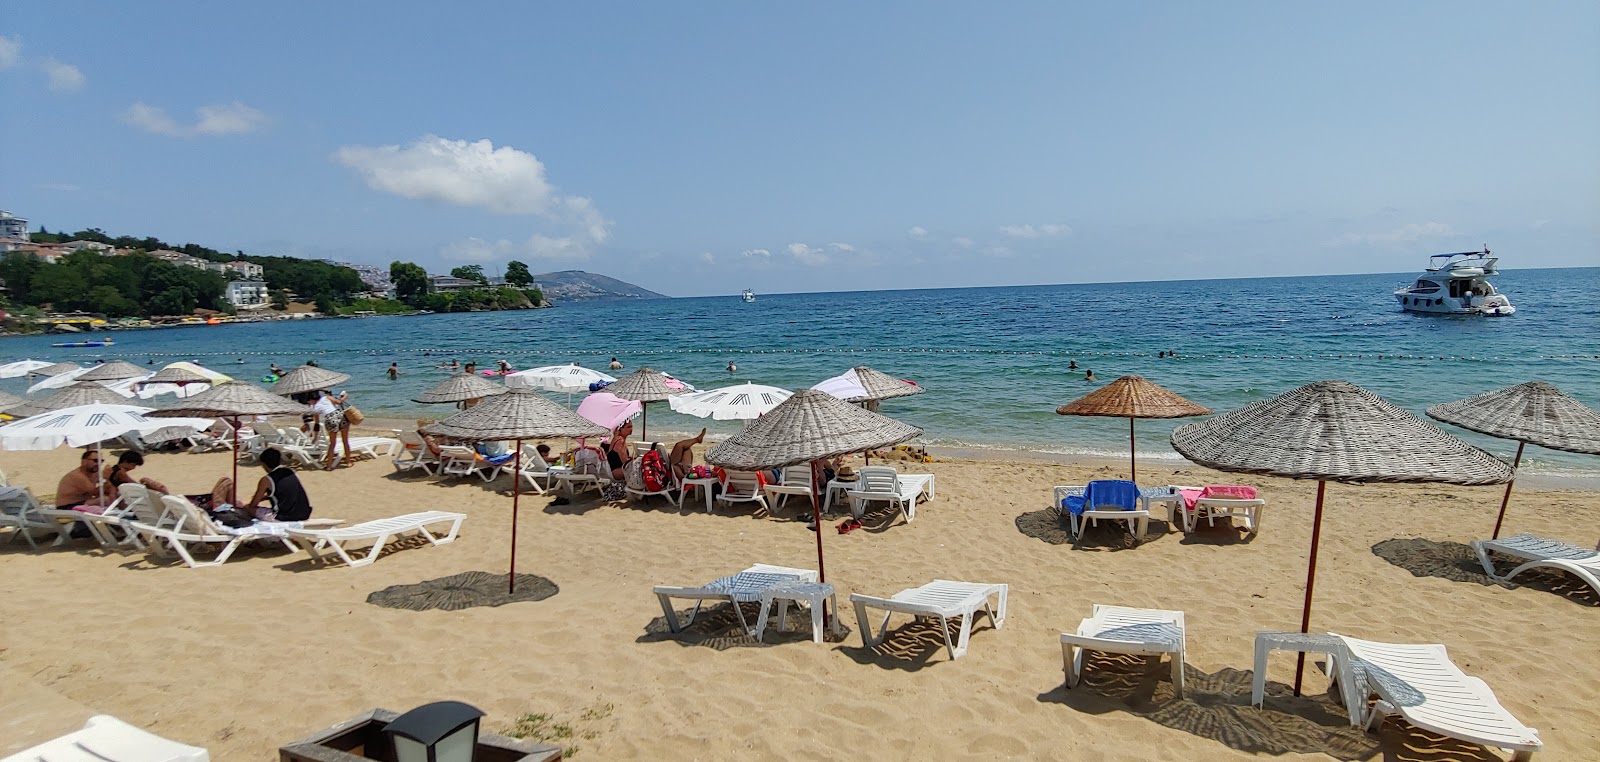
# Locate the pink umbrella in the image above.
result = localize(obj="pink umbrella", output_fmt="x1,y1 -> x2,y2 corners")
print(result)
577,392 -> 643,432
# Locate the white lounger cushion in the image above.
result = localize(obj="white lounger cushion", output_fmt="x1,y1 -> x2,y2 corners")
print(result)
285,510 -> 465,567
1060,604 -> 1187,697
1336,635 -> 1542,759
850,579 -> 1006,660
1,713 -> 209,762
654,563 -> 818,637
1473,533 -> 1600,597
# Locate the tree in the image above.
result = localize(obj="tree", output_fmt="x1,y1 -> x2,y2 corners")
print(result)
505,260 -> 534,288
390,261 -> 430,306
451,264 -> 488,285
270,289 -> 289,310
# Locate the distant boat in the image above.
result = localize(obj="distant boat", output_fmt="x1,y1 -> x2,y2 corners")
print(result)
1394,246 -> 1516,316
741,289 -> 756,303
52,339 -> 115,348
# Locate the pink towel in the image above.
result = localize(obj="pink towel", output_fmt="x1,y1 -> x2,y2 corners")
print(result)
1182,485 -> 1258,510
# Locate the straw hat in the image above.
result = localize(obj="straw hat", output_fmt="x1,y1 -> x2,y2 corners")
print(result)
149,381 -> 310,418
5,382 -> 130,417
423,388 -> 608,442
1056,375 -> 1210,418
1427,381 -> 1600,456
269,365 -> 352,396
77,360 -> 149,382
414,373 -> 510,404
603,367 -> 686,402
1170,380 -> 1512,485
847,366 -> 924,402
706,389 -> 923,470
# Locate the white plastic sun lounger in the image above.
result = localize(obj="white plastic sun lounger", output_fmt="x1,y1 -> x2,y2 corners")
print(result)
0,486 -> 62,549
285,510 -> 466,567
1473,533 -> 1600,598
1335,634 -> 1542,760
654,564 -> 818,638
1060,604 -> 1187,698
714,470 -> 768,512
127,495 -> 305,568
0,713 -> 209,762
847,466 -> 935,523
762,465 -> 817,513
850,579 -> 1007,660
333,435 -> 402,460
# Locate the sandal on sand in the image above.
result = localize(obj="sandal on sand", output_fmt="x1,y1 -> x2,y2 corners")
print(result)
837,519 -> 862,534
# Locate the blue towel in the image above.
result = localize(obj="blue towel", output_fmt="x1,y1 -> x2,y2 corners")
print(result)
1083,480 -> 1140,513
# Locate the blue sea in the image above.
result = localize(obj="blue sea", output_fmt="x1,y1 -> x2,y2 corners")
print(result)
5,268 -> 1599,476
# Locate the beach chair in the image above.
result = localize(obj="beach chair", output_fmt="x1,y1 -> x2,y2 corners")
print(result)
1,713 -> 210,762
515,446 -> 564,494
1171,484 -> 1263,533
0,486 -> 63,549
235,432 -> 267,464
554,446 -> 609,496
1058,480 -> 1150,542
186,419 -> 234,454
849,579 -> 1007,660
625,444 -> 680,503
286,510 -> 466,567
715,470 -> 768,512
335,435 -> 402,460
763,464 -> 817,513
438,445 -> 502,482
654,563 -> 818,638
1060,604 -> 1187,698
272,428 -> 327,468
1473,533 -> 1600,598
1334,634 -> 1542,760
847,466 -> 935,524
127,495 -> 302,568
391,430 -> 437,474
79,482 -> 169,549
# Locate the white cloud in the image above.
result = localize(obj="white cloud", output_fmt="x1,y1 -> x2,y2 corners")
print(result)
1326,221 -> 1454,246
741,248 -> 771,258
41,58 -> 83,92
0,36 -> 19,70
194,102 -> 267,135
907,226 -> 928,238
121,101 -> 267,137
700,252 -> 716,264
999,223 -> 1071,239
952,236 -> 975,248
828,242 -> 856,252
786,242 -> 830,266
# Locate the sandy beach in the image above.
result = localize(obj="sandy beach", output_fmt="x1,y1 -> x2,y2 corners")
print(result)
2,434 -> 1596,760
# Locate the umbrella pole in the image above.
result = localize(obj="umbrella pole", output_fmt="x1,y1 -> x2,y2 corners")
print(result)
510,438 -> 523,594
1128,417 -> 1137,482
809,474 -> 830,633
1293,480 -> 1328,696
1490,441 -> 1525,540
230,415 -> 240,506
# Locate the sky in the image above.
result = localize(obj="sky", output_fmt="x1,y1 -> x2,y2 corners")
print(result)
1,2 -> 1596,297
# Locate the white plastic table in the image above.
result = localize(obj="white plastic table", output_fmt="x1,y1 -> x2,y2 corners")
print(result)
755,581 -> 841,643
822,478 -> 857,514
1251,630 -> 1367,726
677,477 -> 720,513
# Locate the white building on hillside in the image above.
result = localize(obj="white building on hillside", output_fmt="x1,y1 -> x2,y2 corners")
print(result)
226,260 -> 264,280
226,280 -> 270,309
0,211 -> 27,241
62,240 -> 116,253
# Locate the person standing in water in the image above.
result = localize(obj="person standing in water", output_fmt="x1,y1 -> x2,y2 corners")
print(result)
726,361 -> 738,373
1085,369 -> 1096,382
387,363 -> 400,380
609,357 -> 623,370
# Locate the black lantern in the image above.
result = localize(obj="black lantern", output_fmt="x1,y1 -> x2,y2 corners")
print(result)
385,701 -> 484,762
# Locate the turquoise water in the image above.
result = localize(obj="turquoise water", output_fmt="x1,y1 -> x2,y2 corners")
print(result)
5,268 -> 1598,475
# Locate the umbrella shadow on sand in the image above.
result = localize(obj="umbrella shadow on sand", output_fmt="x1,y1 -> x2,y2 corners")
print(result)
1012,509 -> 1171,550
1038,657 -> 1386,760
1372,538 -> 1599,606
638,603 -> 852,651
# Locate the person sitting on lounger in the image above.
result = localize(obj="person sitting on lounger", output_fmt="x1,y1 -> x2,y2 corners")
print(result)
56,450 -> 107,513
669,428 -> 707,480
243,448 -> 314,522
602,421 -> 635,481
105,450 -> 232,511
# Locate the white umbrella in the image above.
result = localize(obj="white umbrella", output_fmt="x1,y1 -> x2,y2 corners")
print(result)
669,383 -> 793,420
504,363 -> 617,391
0,404 -> 215,451
0,359 -> 55,378
27,365 -> 96,393
107,362 -> 233,400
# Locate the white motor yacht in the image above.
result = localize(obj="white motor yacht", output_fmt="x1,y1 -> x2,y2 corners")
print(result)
741,289 -> 756,303
1394,247 -> 1515,316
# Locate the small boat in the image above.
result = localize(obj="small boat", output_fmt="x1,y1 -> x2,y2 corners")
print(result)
741,289 -> 756,303
1394,246 -> 1516,316
51,339 -> 116,348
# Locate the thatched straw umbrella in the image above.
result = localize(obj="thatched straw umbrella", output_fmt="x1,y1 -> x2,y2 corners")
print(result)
6,383 -> 129,418
424,388 -> 607,592
34,361 -> 81,377
0,389 -> 24,414
707,389 -> 923,622
269,365 -> 352,397
77,360 -> 149,382
814,366 -> 926,463
603,367 -> 688,440
151,381 -> 312,504
141,365 -> 212,386
1171,380 -> 1511,694
1428,381 -> 1600,539
414,373 -> 509,405
1056,375 -> 1211,482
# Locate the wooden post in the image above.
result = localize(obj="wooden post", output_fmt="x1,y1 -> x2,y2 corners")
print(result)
1294,480 -> 1328,696
230,415 -> 240,506
1491,441 -> 1525,540
509,438 -> 522,594
809,470 -> 830,633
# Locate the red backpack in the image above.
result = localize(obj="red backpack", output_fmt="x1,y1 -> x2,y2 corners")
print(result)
640,448 -> 669,492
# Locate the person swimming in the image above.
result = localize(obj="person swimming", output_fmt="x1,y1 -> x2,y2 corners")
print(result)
726,361 -> 738,373
1085,369 -> 1096,381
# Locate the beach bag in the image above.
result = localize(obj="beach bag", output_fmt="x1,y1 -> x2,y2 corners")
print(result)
640,449 -> 669,492
624,458 -> 646,491
572,447 -> 604,477
342,406 -> 365,426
